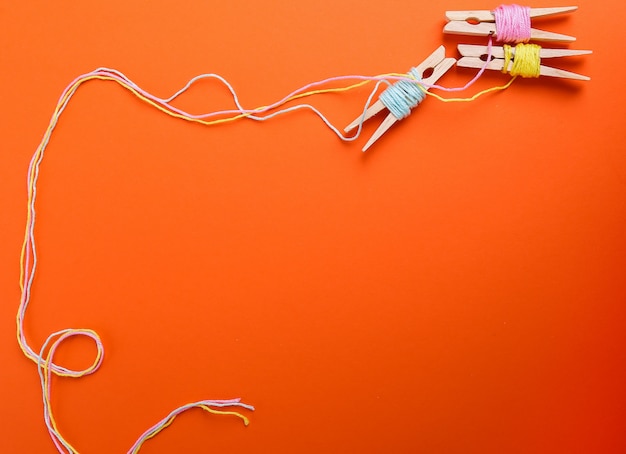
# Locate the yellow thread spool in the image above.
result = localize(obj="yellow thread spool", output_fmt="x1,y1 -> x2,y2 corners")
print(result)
502,43 -> 541,78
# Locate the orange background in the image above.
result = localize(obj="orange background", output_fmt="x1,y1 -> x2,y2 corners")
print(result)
1,1 -> 625,453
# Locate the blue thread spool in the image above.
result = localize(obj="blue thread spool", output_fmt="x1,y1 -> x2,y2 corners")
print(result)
379,68 -> 425,120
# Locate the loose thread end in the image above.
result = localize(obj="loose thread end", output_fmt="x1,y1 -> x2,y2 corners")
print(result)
199,404 -> 251,426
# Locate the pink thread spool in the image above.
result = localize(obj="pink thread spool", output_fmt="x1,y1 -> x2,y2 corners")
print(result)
494,4 -> 532,43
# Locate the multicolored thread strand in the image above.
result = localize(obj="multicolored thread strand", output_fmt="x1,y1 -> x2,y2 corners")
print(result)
19,63 -> 509,370
19,44 -> 515,452
494,4 -> 532,43
417,35 -> 520,103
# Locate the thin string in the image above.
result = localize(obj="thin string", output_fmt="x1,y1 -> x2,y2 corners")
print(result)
386,35 -> 514,105
494,4 -> 532,43
417,35 -> 517,101
38,330 -> 104,453
502,43 -> 541,78
18,68 -> 508,373
128,401 -> 254,453
18,48 -> 516,452
425,76 -> 517,102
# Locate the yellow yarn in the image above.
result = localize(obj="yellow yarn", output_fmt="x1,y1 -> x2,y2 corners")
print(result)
417,77 -> 516,103
502,43 -> 541,78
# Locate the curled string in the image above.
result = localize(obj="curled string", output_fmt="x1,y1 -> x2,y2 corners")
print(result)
18,38 -> 512,452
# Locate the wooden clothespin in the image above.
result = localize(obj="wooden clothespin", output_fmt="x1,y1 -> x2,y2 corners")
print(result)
345,46 -> 456,152
444,6 -> 578,42
457,44 -> 591,80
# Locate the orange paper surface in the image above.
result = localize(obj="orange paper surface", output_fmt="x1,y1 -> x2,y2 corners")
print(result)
1,1 -> 625,453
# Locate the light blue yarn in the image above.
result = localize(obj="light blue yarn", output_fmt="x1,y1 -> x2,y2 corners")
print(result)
379,68 -> 425,120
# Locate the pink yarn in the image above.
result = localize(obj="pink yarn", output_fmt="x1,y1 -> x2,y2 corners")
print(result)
494,4 -> 531,43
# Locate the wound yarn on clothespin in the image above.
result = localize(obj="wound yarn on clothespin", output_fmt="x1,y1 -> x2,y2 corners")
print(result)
493,4 -> 532,43
501,43 -> 541,77
379,68 -> 426,120
444,5 -> 578,43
